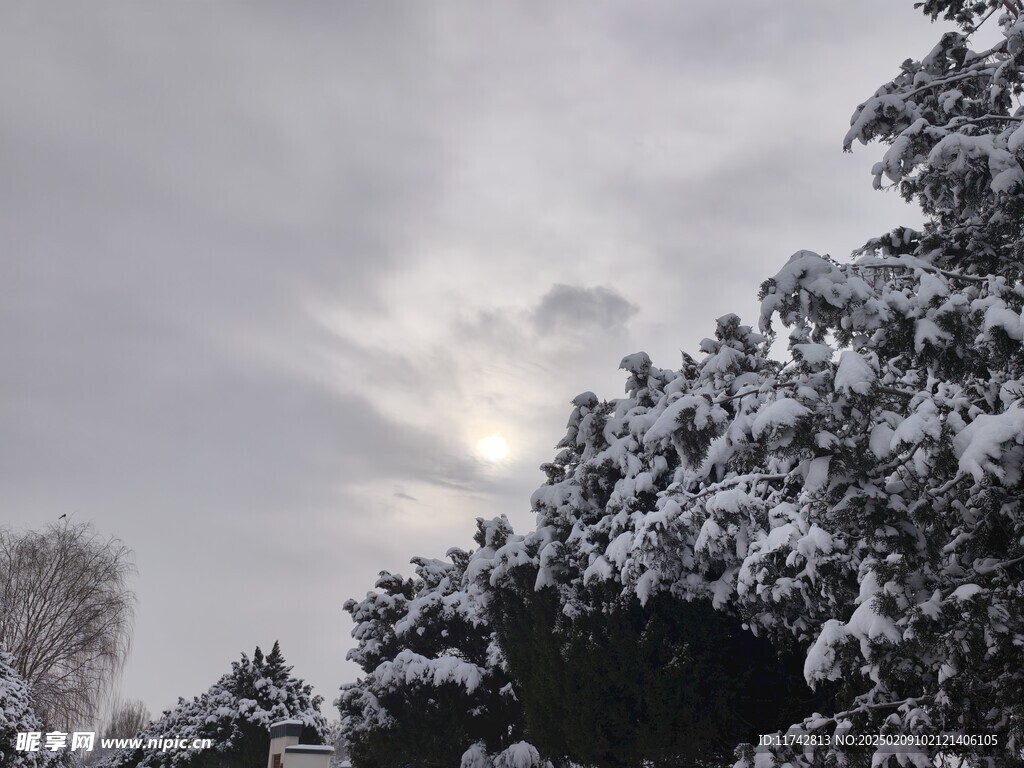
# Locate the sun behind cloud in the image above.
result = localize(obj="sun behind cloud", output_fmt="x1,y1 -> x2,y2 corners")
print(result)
475,433 -> 510,462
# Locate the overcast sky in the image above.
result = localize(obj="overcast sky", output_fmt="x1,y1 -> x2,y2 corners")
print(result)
2,2 -> 954,725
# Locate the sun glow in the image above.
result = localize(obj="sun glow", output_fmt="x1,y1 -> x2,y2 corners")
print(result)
475,433 -> 510,462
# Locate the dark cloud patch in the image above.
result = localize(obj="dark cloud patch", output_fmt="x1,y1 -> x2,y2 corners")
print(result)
531,285 -> 639,336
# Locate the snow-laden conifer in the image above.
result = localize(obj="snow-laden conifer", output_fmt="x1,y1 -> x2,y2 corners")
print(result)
338,548 -> 523,768
1,651 -> 43,768
99,642 -> 324,768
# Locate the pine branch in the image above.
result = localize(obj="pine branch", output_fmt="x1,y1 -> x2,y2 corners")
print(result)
928,472 -> 971,496
972,553 -> 1024,574
949,114 -> 1021,125
970,3 -> 1002,32
856,259 -> 991,284
679,472 -> 791,503
801,696 -> 933,731
902,65 -> 1002,101
879,385 -> 916,401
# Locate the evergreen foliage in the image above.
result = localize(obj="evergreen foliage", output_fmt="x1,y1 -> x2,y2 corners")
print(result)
99,642 -> 324,768
0,651 -> 42,768
338,552 -> 522,768
491,584 -> 828,767
341,515 -> 823,768
0,652 -> 73,768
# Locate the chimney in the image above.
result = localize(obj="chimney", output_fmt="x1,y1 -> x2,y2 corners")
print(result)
268,721 -> 333,768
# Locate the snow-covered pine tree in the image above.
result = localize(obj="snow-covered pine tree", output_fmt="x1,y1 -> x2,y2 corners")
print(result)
338,502 -> 823,766
99,642 -> 325,768
460,318 -> 855,766
771,3 -> 1024,762
485,573 -> 825,767
337,547 -> 524,768
1,651 -> 43,768
461,3 -> 1024,762
0,652 -> 74,768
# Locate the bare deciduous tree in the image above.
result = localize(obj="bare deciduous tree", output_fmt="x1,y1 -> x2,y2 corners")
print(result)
81,697 -> 152,767
0,520 -> 136,730
102,697 -> 150,740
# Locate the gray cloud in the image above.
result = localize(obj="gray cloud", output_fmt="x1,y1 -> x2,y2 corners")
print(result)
531,284 -> 639,336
